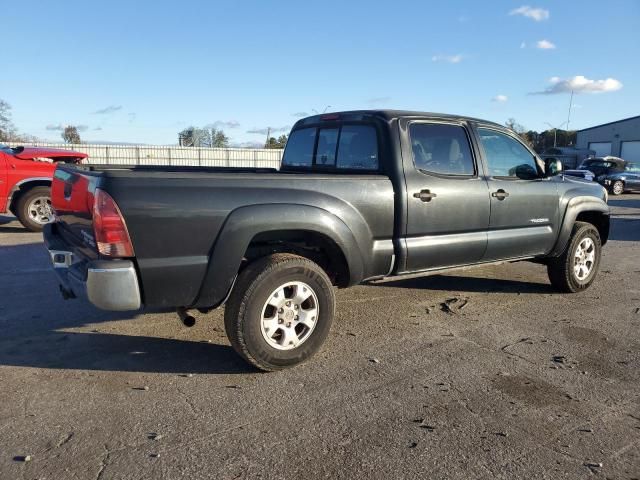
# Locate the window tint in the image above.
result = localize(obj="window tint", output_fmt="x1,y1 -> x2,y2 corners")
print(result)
478,129 -> 539,179
336,125 -> 378,170
282,127 -> 316,167
316,128 -> 339,167
409,123 -> 475,175
282,124 -> 379,171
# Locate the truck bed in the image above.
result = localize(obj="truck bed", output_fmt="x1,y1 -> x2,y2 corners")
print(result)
51,164 -> 396,308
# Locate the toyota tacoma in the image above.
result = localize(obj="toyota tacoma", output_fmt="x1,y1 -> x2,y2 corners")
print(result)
44,111 -> 610,370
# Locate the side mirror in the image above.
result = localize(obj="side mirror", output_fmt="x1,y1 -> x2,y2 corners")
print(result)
545,158 -> 563,176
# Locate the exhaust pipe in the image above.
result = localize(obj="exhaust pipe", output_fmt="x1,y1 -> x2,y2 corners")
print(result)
59,284 -> 76,300
177,307 -> 196,327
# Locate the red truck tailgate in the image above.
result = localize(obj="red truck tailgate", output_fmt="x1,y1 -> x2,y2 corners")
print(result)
51,166 -> 100,254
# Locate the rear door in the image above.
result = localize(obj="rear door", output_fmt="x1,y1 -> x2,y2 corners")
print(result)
399,119 -> 490,272
476,127 -> 560,260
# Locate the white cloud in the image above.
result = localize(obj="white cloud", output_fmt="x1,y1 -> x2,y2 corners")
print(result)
536,39 -> 556,49
208,120 -> 240,129
367,96 -> 391,105
432,54 -> 463,64
93,105 -> 122,114
533,75 -> 623,94
509,6 -> 550,21
520,41 -> 527,49
492,95 -> 508,103
247,126 -> 290,135
45,123 -> 88,132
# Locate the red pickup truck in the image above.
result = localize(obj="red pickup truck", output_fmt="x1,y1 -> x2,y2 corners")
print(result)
1,144 -> 87,231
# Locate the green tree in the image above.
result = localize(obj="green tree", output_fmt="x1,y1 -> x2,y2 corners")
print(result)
62,125 -> 81,144
265,134 -> 287,149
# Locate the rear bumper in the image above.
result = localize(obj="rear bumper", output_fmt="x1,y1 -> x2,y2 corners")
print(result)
44,223 -> 142,311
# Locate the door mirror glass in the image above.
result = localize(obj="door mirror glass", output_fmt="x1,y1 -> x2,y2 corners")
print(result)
545,158 -> 563,176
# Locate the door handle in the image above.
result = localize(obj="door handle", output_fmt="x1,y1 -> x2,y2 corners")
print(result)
413,189 -> 437,202
491,189 -> 509,200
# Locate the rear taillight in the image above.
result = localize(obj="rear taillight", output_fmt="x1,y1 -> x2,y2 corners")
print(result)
93,188 -> 134,257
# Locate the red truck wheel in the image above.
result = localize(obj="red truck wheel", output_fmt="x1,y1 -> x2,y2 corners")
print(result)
16,186 -> 54,232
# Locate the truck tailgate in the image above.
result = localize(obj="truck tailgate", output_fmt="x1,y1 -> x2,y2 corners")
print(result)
51,165 -> 100,258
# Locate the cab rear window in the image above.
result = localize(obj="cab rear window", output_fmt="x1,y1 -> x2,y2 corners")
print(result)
282,125 -> 379,171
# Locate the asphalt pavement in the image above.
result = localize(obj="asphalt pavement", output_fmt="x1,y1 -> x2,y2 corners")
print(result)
0,195 -> 639,479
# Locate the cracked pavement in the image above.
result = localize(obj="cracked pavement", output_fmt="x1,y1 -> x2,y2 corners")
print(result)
1,195 -> 639,479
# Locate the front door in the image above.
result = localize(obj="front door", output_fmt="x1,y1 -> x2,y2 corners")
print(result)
624,163 -> 640,189
401,120 -> 490,272
0,152 -> 8,212
476,127 -> 560,260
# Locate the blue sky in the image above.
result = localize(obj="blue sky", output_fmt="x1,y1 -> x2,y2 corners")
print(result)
2,0 -> 639,146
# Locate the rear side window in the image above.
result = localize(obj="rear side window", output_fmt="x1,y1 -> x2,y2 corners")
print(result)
282,124 -> 379,171
409,123 -> 475,175
282,128 -> 316,167
337,125 -> 378,170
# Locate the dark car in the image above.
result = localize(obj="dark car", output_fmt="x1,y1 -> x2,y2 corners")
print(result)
44,110 -> 609,371
577,157 -> 640,195
564,169 -> 595,182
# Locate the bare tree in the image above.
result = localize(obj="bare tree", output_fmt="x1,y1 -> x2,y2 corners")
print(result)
179,126 -> 229,147
0,99 -> 17,142
505,118 -> 534,147
62,126 -> 81,144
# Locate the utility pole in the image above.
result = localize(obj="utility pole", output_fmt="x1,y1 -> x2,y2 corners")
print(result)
265,127 -> 271,148
566,90 -> 574,132
545,121 -> 568,148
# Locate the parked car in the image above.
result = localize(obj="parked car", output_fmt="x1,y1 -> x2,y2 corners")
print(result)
576,157 -> 640,195
0,144 -> 88,230
539,147 -> 595,170
44,110 -> 609,371
563,169 -> 595,182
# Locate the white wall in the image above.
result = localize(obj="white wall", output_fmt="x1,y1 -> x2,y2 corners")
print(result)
6,142 -> 284,169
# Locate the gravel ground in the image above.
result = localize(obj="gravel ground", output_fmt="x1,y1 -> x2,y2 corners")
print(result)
0,195 -> 639,480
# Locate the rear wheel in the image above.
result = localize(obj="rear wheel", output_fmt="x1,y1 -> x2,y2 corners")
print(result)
16,186 -> 53,232
611,180 -> 624,195
547,221 -> 601,293
224,254 -> 335,371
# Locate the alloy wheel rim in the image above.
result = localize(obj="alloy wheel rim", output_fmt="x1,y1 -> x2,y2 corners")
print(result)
613,182 -> 623,194
573,237 -> 595,281
260,281 -> 319,350
27,197 -> 54,224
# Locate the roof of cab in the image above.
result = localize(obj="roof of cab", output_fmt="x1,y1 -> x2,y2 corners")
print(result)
293,110 -> 504,129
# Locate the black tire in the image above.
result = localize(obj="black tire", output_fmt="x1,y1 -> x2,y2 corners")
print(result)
610,180 -> 624,195
224,254 -> 335,371
15,186 -> 53,232
547,221 -> 601,293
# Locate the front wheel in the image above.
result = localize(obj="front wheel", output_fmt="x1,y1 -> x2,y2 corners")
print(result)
611,180 -> 624,195
547,221 -> 601,293
224,254 -> 335,371
15,186 -> 54,232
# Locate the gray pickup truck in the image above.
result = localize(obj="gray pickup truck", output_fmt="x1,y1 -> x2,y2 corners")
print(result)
44,110 -> 610,370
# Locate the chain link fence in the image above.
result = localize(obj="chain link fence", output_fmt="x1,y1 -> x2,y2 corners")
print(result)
5,142 -> 283,169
